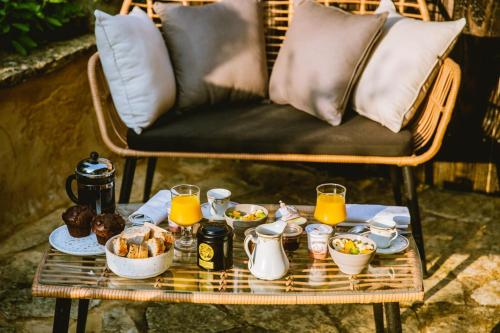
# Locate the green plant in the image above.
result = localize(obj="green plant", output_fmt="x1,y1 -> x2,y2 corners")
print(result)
0,0 -> 84,55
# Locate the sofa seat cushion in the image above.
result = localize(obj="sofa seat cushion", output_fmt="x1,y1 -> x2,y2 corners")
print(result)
127,103 -> 413,156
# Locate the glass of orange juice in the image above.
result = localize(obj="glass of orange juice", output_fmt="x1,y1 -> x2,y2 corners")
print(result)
314,183 -> 347,226
169,184 -> 203,253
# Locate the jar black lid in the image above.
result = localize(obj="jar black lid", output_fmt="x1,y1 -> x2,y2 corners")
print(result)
75,152 -> 114,179
200,222 -> 231,237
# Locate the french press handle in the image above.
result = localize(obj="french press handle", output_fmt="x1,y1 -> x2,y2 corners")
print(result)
65,174 -> 79,204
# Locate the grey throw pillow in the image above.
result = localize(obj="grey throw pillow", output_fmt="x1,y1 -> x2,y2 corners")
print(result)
154,0 -> 268,111
95,7 -> 176,134
269,1 -> 387,126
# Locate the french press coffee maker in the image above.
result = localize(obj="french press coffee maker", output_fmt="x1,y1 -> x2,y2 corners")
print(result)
66,152 -> 116,214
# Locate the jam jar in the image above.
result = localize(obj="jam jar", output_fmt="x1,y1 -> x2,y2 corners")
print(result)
197,222 -> 233,271
282,224 -> 303,252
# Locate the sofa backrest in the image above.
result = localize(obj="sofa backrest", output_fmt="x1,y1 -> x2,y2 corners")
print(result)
120,0 -> 430,69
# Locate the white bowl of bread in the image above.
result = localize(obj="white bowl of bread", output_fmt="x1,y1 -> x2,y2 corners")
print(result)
105,222 -> 174,279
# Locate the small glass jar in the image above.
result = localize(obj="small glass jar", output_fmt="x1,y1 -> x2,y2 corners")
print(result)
282,224 -> 303,252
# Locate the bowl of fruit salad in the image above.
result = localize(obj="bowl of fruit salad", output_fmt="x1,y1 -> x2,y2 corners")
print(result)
224,204 -> 268,236
328,234 -> 376,275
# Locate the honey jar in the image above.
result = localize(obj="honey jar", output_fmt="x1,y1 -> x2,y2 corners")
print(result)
197,222 -> 233,271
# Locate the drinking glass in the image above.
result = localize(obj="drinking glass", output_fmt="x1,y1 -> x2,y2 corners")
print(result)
314,183 -> 347,225
169,184 -> 203,253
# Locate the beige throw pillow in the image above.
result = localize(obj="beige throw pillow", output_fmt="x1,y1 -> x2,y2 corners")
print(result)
154,0 -> 268,111
352,0 -> 465,133
95,7 -> 176,134
269,1 -> 387,126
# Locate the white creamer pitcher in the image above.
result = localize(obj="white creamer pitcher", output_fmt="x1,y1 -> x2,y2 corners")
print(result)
244,223 -> 289,280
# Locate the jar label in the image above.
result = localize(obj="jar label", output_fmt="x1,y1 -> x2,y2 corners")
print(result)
199,258 -> 214,270
199,243 -> 214,261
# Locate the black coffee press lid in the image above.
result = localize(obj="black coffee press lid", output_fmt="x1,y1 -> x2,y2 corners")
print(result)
75,152 -> 114,179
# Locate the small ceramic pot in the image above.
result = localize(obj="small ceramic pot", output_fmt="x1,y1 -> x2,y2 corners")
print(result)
305,224 -> 334,259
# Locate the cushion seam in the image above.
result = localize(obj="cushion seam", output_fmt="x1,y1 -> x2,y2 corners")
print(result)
339,14 -> 387,111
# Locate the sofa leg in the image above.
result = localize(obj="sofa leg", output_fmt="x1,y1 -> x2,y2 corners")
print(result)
119,157 -> 137,204
403,166 -> 427,276
424,163 -> 434,185
143,157 -> 157,202
390,166 -> 403,206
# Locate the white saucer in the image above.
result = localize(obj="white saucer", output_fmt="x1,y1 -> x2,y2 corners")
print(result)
49,225 -> 105,256
201,201 -> 238,220
275,210 -> 307,225
363,232 -> 409,254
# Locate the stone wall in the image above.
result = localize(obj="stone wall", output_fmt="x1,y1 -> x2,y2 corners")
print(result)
79,0 -> 123,27
0,48 -> 114,241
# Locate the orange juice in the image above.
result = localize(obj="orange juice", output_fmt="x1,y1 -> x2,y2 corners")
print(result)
314,193 -> 346,225
170,194 -> 202,226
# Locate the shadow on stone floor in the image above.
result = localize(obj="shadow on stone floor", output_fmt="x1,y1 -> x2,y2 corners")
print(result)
0,159 -> 498,332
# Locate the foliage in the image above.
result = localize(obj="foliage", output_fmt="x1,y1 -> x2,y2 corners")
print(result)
0,0 -> 84,55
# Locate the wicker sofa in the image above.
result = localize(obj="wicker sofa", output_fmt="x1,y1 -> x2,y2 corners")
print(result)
88,0 -> 462,273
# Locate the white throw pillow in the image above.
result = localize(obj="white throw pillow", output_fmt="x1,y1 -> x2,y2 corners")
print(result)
352,0 -> 465,133
95,7 -> 176,134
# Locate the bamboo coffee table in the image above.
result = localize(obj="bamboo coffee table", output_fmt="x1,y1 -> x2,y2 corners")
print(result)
32,204 -> 424,333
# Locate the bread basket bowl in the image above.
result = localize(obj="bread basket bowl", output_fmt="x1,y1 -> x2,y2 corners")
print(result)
105,235 -> 173,279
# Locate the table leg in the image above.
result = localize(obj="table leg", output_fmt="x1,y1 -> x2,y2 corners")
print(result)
384,302 -> 402,333
372,303 -> 384,333
77,299 -> 90,333
53,298 -> 71,333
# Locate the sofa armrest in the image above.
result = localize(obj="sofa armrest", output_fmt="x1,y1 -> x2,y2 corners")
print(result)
409,57 -> 461,164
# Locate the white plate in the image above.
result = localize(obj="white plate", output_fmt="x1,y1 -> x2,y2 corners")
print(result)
363,232 -> 409,254
201,201 -> 238,220
49,225 -> 105,256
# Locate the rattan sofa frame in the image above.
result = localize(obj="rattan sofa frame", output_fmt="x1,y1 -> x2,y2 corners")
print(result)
88,0 -> 462,275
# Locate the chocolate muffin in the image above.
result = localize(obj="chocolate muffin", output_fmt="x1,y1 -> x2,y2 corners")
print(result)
92,213 -> 125,245
62,205 -> 95,238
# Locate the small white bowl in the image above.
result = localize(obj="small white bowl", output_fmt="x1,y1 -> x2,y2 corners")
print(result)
224,204 -> 268,236
105,235 -> 173,279
328,234 -> 376,275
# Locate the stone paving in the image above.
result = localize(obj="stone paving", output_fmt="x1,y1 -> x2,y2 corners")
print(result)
0,159 -> 498,332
